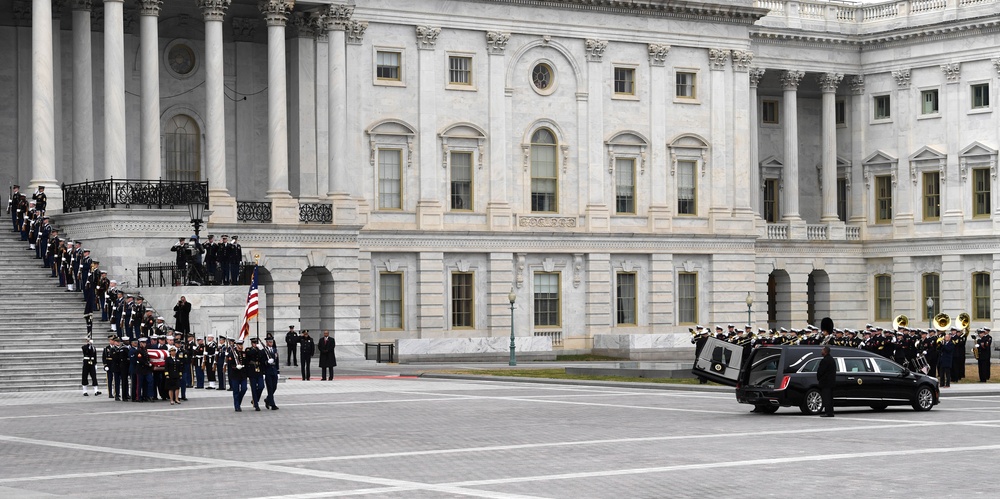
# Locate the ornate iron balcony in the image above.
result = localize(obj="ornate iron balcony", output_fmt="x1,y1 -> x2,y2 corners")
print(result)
237,201 -> 273,223
62,178 -> 208,212
299,203 -> 333,224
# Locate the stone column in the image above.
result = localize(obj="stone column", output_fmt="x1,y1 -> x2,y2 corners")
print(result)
288,11 -> 320,201
71,0 -> 95,183
31,0 -> 59,208
260,0 -> 296,222
486,31 -> 512,230
940,63 -> 963,231
416,26 -> 442,229
780,70 -> 804,223
585,39 -> 608,231
708,49 -> 731,225
731,50 -> 754,223
103,0 -> 126,180
748,67 -> 764,221
138,1 -> 161,181
52,1 -> 65,186
647,43 -> 671,232
818,72 -> 844,223
199,1 -> 236,220
848,75 -> 866,227
324,5 -> 358,224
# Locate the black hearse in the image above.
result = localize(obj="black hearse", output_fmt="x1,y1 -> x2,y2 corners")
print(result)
692,337 -> 940,414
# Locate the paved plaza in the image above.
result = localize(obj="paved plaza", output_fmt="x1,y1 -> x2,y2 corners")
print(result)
2,363 -> 1000,498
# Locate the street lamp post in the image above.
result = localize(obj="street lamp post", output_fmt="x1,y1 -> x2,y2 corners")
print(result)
508,288 -> 517,367
187,201 -> 205,241
926,297 -> 934,329
746,291 -> 753,327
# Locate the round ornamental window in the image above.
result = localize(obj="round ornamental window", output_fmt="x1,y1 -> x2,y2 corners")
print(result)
530,62 -> 556,95
168,45 -> 196,76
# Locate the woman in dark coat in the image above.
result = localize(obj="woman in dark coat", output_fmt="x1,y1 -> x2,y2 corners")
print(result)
164,347 -> 183,404
318,330 -> 337,380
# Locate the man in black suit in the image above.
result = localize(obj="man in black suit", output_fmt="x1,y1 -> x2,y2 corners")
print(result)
817,346 -> 837,417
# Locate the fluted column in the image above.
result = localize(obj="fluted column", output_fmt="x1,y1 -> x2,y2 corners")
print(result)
749,67 -> 764,220
200,0 -> 231,200
818,73 -> 843,223
139,1 -> 162,180
71,0 -> 94,183
103,0 -> 126,179
31,0 -> 57,198
261,0 -> 293,201
325,4 -> 358,225
780,70 -> 804,222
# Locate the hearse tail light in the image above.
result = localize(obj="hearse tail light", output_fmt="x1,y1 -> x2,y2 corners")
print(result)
777,375 -> 790,390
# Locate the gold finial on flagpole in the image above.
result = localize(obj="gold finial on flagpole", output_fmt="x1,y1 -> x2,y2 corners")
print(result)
254,253 -> 260,264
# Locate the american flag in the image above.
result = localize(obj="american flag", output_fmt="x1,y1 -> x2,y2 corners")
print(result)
238,266 -> 259,341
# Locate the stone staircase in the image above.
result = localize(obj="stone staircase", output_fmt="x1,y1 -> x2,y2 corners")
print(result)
0,233 -> 93,392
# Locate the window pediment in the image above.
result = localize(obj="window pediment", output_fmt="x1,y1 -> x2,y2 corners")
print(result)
440,122 -> 487,171
960,141 -> 998,183
863,150 -> 898,189
908,145 -> 945,184
606,131 -> 648,175
669,134 -> 709,177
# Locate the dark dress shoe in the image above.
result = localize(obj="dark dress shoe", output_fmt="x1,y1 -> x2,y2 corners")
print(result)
235,407 -> 242,412
270,406 -> 279,410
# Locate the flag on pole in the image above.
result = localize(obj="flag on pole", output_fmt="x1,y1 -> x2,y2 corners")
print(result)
238,265 -> 259,341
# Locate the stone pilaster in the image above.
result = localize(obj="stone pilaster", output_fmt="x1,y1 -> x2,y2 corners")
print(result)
103,0 -> 126,180
749,67 -> 764,221
486,31 -> 512,230
416,26 -> 443,228
780,70 -> 804,225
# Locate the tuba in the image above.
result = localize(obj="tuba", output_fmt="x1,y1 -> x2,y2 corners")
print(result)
894,314 -> 909,329
958,312 -> 971,331
933,313 -> 951,331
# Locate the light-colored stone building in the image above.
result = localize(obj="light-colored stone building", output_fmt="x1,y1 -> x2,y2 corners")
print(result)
1,0 -> 997,350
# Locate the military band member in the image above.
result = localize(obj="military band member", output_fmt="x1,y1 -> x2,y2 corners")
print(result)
951,326 -> 968,382
976,328 -> 992,382
101,335 -> 117,398
81,337 -> 100,397
117,336 -> 132,401
227,340 -> 249,412
263,337 -> 280,410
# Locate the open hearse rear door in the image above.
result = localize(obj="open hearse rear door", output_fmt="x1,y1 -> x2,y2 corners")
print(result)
691,336 -> 745,387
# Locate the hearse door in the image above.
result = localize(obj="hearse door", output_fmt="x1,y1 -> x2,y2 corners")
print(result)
691,336 -> 745,387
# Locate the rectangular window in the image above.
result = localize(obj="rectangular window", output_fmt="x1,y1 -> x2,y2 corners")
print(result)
922,273 -> 940,321
450,151 -> 472,211
376,51 -> 401,81
874,274 -> 891,321
533,272 -> 560,327
974,272 -> 991,320
616,273 -> 637,326
379,273 -> 403,330
972,83 -> 990,109
837,177 -> 848,222
451,272 -> 474,328
875,175 -> 892,224
378,149 -> 402,210
530,143 -> 558,212
835,99 -> 846,125
676,72 -> 696,99
763,178 -> 779,223
973,168 -> 991,217
761,100 -> 779,124
613,67 -> 635,95
677,272 -> 697,324
677,160 -> 696,215
921,89 -> 939,115
874,95 -> 891,120
615,158 -> 635,214
923,171 -> 940,221
448,55 -> 472,86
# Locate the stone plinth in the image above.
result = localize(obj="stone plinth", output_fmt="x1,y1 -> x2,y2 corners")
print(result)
396,336 -> 554,363
592,333 -> 696,361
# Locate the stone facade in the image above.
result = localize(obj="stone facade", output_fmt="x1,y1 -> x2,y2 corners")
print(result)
0,0 -> 998,350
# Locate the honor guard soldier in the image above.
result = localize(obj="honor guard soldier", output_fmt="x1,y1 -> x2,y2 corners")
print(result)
976,328 -> 993,382
216,335 -> 229,390
203,235 -> 219,284
32,185 -> 47,213
102,335 -> 117,398
81,337 -> 100,397
246,338 -> 266,411
219,235 -> 232,284
227,340 -> 249,412
176,336 -> 190,401
116,336 -> 132,401
7,184 -> 20,231
263,337 -> 280,410
205,335 -> 218,389
228,236 -> 243,283
194,337 -> 206,389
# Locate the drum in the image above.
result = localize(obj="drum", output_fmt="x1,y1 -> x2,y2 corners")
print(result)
912,354 -> 930,374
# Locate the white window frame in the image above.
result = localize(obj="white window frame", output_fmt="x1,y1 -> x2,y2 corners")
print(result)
446,52 -> 476,91
918,87 -> 940,119
872,93 -> 892,123
373,47 -> 405,87
969,80 -> 992,114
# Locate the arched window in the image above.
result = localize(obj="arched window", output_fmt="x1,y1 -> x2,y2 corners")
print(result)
164,115 -> 201,181
530,128 -> 557,212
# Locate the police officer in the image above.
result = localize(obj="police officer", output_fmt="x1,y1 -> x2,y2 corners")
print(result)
263,337 -> 280,410
299,330 -> 315,381
285,325 -> 299,367
227,340 -> 249,412
81,337 -> 100,397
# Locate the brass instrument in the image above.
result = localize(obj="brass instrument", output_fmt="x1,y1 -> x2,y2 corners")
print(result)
958,312 -> 971,330
933,313 -> 951,332
894,314 -> 909,329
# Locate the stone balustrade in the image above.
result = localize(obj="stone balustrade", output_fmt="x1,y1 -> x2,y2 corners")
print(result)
767,223 -> 789,239
754,0 -> 998,32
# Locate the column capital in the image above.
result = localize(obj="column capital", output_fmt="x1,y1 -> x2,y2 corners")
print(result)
730,50 -> 753,72
941,63 -> 961,84
647,43 -> 669,67
344,19 -> 367,45
708,48 -> 729,71
992,57 -> 1000,77
12,1 -> 31,26
850,74 -> 865,94
486,31 -> 510,56
291,10 -> 324,39
817,72 -> 844,93
780,70 -> 804,90
231,17 -> 258,42
584,39 -> 607,62
891,69 -> 910,89
323,3 -> 353,28
53,0 -> 68,17
197,0 -> 230,22
258,0 -> 293,27
416,25 -> 441,50
748,67 -> 765,88
70,0 -> 92,11
137,0 -> 160,16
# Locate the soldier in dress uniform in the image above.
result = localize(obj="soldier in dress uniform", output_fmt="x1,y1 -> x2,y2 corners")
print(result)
77,248 -> 92,295
177,336 -> 191,401
976,327 -> 993,382
101,335 -> 117,398
227,340 -> 249,412
116,336 -> 132,401
246,337 -> 266,411
285,325 -> 299,367
203,234 -> 218,284
81,337 -> 100,397
205,335 -> 218,389
951,326 -> 968,382
263,337 -> 280,410
229,235 -> 243,283
218,235 -> 232,284
7,184 -> 20,231
193,336 -> 206,389
32,185 -> 46,213
216,335 -> 229,391
132,297 -> 147,340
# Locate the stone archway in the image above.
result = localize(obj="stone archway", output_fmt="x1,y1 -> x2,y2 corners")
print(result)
299,267 -> 335,334
768,270 -> 791,331
808,270 -> 831,327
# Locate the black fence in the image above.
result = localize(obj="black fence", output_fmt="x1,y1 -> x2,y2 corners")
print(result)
62,178 -> 209,212
299,203 -> 333,223
136,262 -> 255,288
237,201 -> 273,222
365,342 -> 396,363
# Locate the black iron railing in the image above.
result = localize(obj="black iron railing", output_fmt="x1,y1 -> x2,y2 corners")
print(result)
62,178 -> 209,212
365,342 -> 396,363
137,261 -> 255,288
299,203 -> 333,223
237,201 -> 273,222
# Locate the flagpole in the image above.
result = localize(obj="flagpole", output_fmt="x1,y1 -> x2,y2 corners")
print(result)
254,254 -> 260,340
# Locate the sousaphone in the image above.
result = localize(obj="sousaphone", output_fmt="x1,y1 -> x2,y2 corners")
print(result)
933,313 -> 951,331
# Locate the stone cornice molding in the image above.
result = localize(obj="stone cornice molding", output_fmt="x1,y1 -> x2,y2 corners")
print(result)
137,0 -> 161,17
344,19 -> 368,45
817,73 -> 844,93
850,75 -> 865,95
258,0 -> 294,27
708,48 -> 729,71
416,25 -> 441,50
779,70 -> 804,90
891,69 -> 911,89
753,18 -> 1000,50
197,0 -> 229,22
486,31 -> 510,55
475,0 -> 768,26
647,43 -> 670,67
231,17 -> 258,42
941,63 -> 961,83
585,39 -> 608,62
358,232 -> 757,253
70,0 -> 92,12
748,67 -> 765,87
730,50 -> 753,72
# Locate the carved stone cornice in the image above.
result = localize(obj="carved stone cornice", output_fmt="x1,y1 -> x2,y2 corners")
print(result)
197,0 -> 230,22
12,1 -> 31,26
730,50 -> 753,72
585,39 -> 608,62
708,48 -> 729,71
70,0 -> 92,12
258,0 -> 293,27
748,67 -> 765,88
647,43 -> 670,67
416,25 -> 441,50
137,0 -> 161,17
344,19 -> 367,44
817,73 -> 844,93
891,69 -> 910,89
993,58 -> 1000,77
850,75 -> 865,95
231,17 -> 257,42
486,31 -> 510,55
941,63 -> 961,84
779,70 -> 804,90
